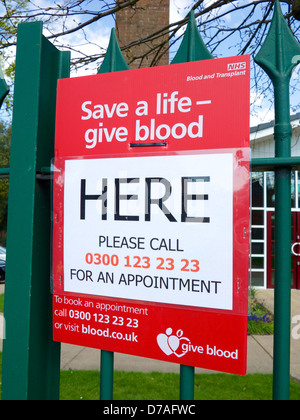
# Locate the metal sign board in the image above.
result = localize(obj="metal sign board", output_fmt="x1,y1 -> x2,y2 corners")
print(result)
52,56 -> 250,375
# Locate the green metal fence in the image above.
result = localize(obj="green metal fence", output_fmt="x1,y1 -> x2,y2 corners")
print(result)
0,0 -> 299,400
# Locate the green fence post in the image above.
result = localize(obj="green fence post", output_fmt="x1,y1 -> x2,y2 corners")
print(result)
1,22 -> 70,400
180,365 -> 195,400
255,0 -> 300,400
172,11 -> 212,401
100,350 -> 114,400
97,28 -> 129,400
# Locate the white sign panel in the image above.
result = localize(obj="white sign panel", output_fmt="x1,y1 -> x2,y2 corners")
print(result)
63,153 -> 233,310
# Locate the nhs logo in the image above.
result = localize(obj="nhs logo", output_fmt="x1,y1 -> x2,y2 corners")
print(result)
227,62 -> 247,71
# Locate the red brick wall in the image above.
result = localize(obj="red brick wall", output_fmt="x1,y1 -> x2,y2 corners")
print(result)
116,0 -> 170,68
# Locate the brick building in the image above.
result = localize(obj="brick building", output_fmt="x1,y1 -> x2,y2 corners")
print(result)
116,0 -> 170,68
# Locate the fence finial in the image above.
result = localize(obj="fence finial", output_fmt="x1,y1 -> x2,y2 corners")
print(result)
98,28 -> 130,74
0,62 -> 9,108
254,0 -> 300,401
171,10 -> 213,64
255,0 -> 300,82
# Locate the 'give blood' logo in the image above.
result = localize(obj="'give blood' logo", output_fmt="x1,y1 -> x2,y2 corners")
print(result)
157,328 -> 190,358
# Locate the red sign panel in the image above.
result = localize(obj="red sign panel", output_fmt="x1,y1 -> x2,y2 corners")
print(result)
52,56 -> 250,375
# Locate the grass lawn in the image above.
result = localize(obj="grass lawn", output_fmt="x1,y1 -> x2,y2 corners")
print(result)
0,351 -> 299,400
59,370 -> 300,400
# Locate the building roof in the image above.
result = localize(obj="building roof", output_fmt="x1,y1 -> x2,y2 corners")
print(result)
250,112 -> 300,142
250,112 -> 300,133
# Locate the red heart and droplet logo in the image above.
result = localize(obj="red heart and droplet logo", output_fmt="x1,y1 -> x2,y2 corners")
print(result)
157,328 -> 189,358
